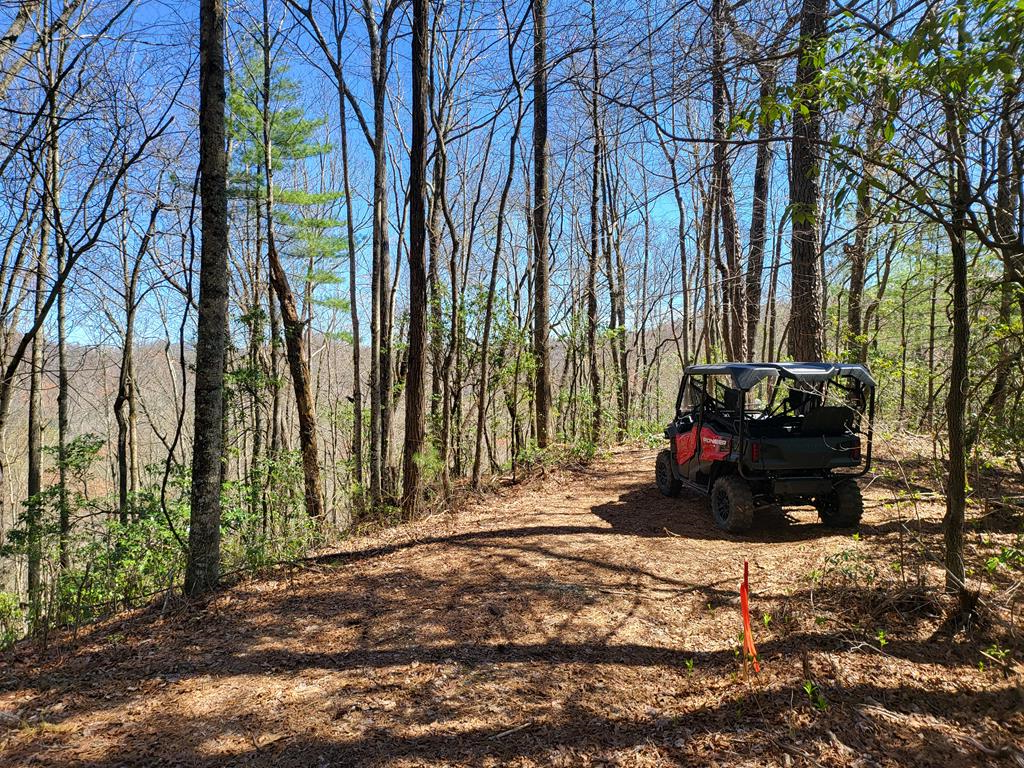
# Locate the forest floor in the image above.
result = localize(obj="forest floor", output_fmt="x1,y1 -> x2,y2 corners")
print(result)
1,441 -> 1023,767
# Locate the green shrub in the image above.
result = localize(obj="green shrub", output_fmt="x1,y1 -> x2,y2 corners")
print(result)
0,591 -> 22,650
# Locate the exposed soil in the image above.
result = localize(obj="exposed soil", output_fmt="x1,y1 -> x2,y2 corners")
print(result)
1,445 -> 1022,767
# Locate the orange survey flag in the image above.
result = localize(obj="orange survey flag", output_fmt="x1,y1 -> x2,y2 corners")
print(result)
740,560 -> 761,673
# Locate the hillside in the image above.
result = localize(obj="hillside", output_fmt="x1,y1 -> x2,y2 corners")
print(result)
1,446 -> 1022,767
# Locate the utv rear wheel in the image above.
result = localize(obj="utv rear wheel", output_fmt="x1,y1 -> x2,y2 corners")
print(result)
816,480 -> 864,528
656,450 -> 681,497
710,476 -> 754,533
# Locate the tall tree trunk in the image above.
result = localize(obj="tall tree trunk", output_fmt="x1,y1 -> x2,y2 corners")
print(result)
114,205 -> 158,525
269,289 -> 284,453
943,84 -> 969,598
26,203 -> 48,615
846,94 -> 884,363
898,277 -> 908,418
115,305 -> 135,524
532,0 -> 551,447
366,6 -> 395,503
402,0 -> 429,517
923,252 -> 938,429
336,41 -> 362,503
472,28 -> 525,486
587,0 -> 602,445
185,0 -> 230,596
262,0 -> 323,521
45,42 -> 70,572
56,229 -> 69,570
711,0 -> 746,361
745,71 -> 776,355
427,141 -> 444,452
787,0 -> 828,361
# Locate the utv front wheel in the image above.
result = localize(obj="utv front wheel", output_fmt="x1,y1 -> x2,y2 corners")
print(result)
656,450 -> 681,497
710,476 -> 754,533
816,480 -> 864,528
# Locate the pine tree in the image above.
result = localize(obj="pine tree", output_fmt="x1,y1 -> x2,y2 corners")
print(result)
227,44 -> 347,522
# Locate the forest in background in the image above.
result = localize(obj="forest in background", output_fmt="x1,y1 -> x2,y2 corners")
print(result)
0,0 -> 1022,644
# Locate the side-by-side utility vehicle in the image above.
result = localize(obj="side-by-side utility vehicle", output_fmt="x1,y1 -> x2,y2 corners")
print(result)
656,362 -> 876,533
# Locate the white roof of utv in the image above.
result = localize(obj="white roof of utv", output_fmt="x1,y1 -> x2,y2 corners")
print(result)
684,362 -> 876,390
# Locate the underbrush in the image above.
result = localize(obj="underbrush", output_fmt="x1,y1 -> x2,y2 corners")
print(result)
1,443 -> 324,651
1,429 -> 618,650
796,487 -> 1023,682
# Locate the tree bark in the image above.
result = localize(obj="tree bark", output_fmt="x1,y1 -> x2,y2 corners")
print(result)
26,200 -> 48,614
262,0 -> 323,521
185,0 -> 230,595
711,0 -> 746,361
532,0 -> 551,447
402,0 -> 429,517
364,4 -> 397,503
336,34 -> 362,502
787,0 -> 828,361
943,88 -> 969,598
472,18 -> 526,486
587,0 -> 602,445
846,94 -> 885,363
745,71 -> 776,356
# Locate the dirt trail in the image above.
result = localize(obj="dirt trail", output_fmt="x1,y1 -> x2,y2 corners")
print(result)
1,447 -> 1021,766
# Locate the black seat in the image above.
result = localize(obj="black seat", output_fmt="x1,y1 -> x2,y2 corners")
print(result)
800,405 -> 855,436
722,387 -> 744,414
787,388 -> 822,414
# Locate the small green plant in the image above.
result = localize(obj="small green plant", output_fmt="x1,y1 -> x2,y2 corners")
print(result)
802,680 -> 828,712
762,613 -> 772,630
876,629 -> 888,649
986,643 -> 1009,661
0,591 -> 22,650
821,545 -> 877,586
985,543 -> 1024,574
684,657 -> 694,674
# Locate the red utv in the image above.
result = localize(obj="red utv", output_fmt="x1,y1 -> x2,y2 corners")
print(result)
656,362 -> 876,533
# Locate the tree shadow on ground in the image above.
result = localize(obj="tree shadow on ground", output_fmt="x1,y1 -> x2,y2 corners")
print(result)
3,657 -> 1019,767
4,453 -> 1021,767
3,547 -> 1020,767
590,485 -> 841,543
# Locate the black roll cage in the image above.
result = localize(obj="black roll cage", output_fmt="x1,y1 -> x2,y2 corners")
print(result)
672,369 -> 876,480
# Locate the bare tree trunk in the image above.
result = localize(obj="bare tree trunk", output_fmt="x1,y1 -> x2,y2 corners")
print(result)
787,0 -> 828,361
262,0 -> 323,521
943,87 -> 969,598
365,5 -> 396,503
711,0 -> 746,361
427,140 -> 444,452
402,0 -> 429,517
26,203 -> 48,615
763,218 -> 782,360
114,205 -> 157,524
472,8 -> 525,485
44,40 -> 71,571
898,277 -> 908,418
335,30 -> 362,502
185,0 -> 230,595
745,72 -> 776,356
532,0 -> 551,447
923,251 -> 938,429
846,94 -> 884,363
587,0 -> 601,444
